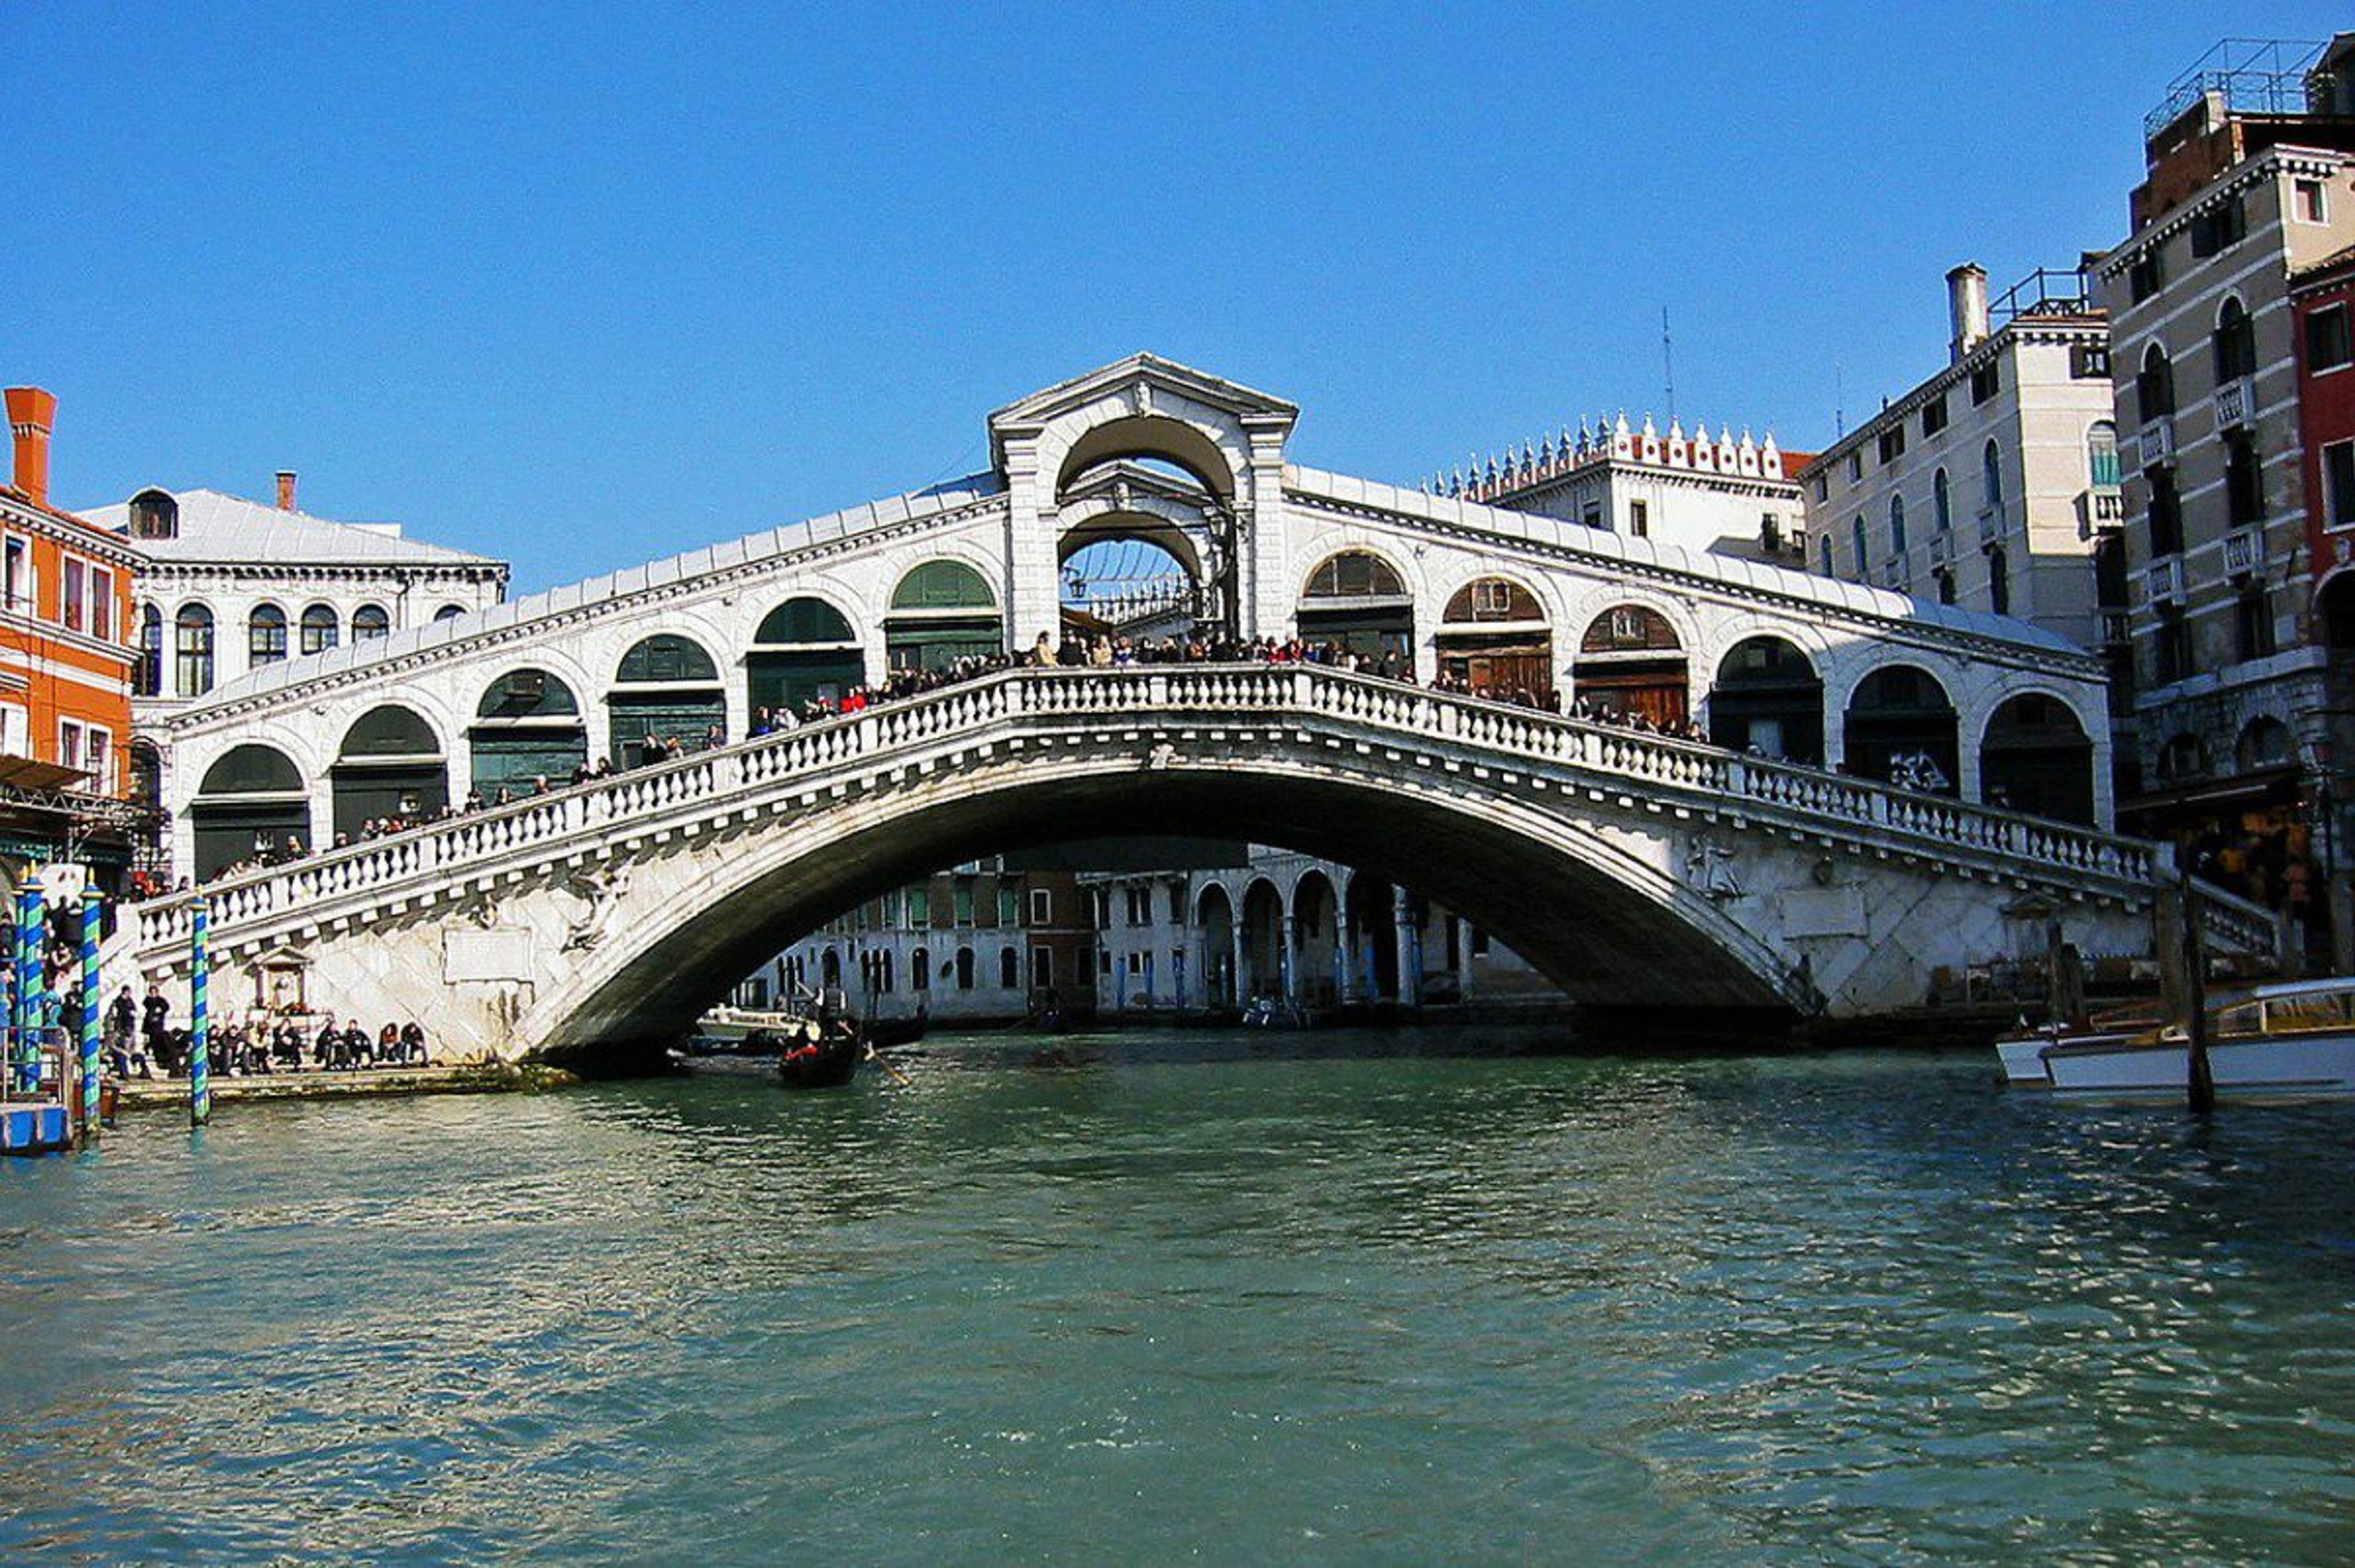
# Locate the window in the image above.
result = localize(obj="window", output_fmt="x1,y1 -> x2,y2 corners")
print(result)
58,719 -> 80,775
1167,883 -> 1186,924
1878,426 -> 1906,464
61,560 -> 85,633
1969,360 -> 2000,405
1029,887 -> 1051,924
86,725 -> 111,791
2148,467 -> 2185,556
435,604 -> 467,622
1471,578 -> 1514,616
174,604 -> 216,695
1920,394 -> 1948,437
955,947 -> 975,990
999,947 -> 1019,989
135,604 -> 162,696
2311,304 -> 2353,372
953,878 -> 975,927
2129,251 -> 2163,304
1580,501 -> 1604,529
1931,468 -> 1951,532
352,604 -> 391,640
2153,611 -> 2192,686
1981,440 -> 2004,519
1818,535 -> 1834,574
906,884 -> 931,926
2296,178 -> 2329,224
299,604 -> 339,657
248,603 -> 288,666
1760,511 -> 1783,553
2136,346 -> 2176,423
1934,566 -> 1956,605
1845,452 -> 1862,482
911,947 -> 930,991
89,568 -> 112,640
1125,888 -> 1147,927
2326,440 -> 2355,530
1888,495 -> 1907,556
2072,342 -> 2111,379
1850,517 -> 1867,574
2190,195 -> 2247,257
1629,500 -> 1649,538
1124,951 -> 1144,976
2235,586 -> 2276,662
2214,297 -> 2256,384
2087,423 -> 2120,490
1986,545 -> 2009,615
998,884 -> 1019,927
1812,473 -> 1829,502
2224,432 -> 2264,526
2,537 -> 28,612
0,704 -> 22,758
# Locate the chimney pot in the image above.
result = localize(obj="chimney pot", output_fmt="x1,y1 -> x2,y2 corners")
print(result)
1946,263 -> 1991,364
276,470 -> 297,511
5,386 -> 57,509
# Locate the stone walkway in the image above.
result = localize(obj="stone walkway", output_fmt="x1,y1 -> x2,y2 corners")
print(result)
112,1061 -> 554,1112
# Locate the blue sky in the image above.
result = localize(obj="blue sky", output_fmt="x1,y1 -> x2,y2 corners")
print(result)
13,2 -> 2349,592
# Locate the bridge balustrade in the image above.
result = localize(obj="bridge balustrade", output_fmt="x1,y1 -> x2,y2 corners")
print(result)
132,662 -> 2173,959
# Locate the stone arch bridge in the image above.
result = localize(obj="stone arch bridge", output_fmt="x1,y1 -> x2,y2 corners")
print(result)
122,665 -> 2271,1065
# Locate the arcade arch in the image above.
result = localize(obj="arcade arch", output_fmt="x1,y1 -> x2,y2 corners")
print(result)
1708,636 -> 1823,763
1576,605 -> 1688,724
331,705 -> 449,840
748,596 -> 863,717
189,744 -> 309,879
470,669 -> 587,796
1436,576 -> 1552,698
1844,665 -> 1959,793
610,633 -> 726,766
1978,692 -> 2094,824
1195,883 -> 1237,1009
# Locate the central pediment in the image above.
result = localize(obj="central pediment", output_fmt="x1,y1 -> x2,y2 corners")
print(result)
988,354 -> 1299,479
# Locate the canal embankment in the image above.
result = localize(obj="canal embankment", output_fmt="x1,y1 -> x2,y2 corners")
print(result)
111,1061 -> 578,1114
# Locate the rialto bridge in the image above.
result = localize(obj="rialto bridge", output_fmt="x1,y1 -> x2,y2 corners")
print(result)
120,356 -> 2268,1060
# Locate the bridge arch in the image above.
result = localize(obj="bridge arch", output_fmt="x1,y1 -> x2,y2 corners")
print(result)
1841,664 -> 1960,792
469,668 -> 588,798
331,704 -> 449,841
1297,547 -> 1417,663
190,743 -> 310,879
1040,404 -> 1248,508
1707,635 -> 1824,763
1574,602 -> 1691,724
517,734 -> 1811,1058
1434,572 -> 1554,699
1977,691 -> 2095,824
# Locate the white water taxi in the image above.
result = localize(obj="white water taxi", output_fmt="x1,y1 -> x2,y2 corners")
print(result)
2020,978 -> 2355,1100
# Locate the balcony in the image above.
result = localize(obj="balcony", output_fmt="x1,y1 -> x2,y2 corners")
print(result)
2223,526 -> 2264,577
2100,611 -> 2132,645
2092,488 -> 2123,524
2214,376 -> 2253,431
2144,555 -> 2186,606
1929,531 -> 1955,568
1976,504 -> 2005,547
2139,415 -> 2177,465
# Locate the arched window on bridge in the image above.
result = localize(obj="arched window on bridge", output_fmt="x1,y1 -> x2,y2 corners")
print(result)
1297,551 -> 1413,664
1436,576 -> 1551,698
189,744 -> 309,880
1707,637 -> 1823,763
1574,605 -> 1688,725
247,603 -> 288,670
748,596 -> 864,717
611,633 -> 726,767
469,669 -> 587,798
353,603 -> 392,641
331,705 -> 450,841
886,563 -> 1002,673
1978,693 -> 2094,824
1843,665 -> 1959,794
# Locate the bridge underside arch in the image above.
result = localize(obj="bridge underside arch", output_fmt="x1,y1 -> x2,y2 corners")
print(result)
531,757 -> 1802,1060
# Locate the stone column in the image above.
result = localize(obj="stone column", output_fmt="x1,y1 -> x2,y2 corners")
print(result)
1394,888 -> 1422,1008
999,427 -> 1056,656
1229,920 -> 1248,1008
1454,914 -> 1476,1001
1241,416 -> 1292,640
1279,912 -> 1298,1003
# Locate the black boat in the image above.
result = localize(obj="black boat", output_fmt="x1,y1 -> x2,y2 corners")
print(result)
776,1021 -> 863,1089
863,1008 -> 928,1050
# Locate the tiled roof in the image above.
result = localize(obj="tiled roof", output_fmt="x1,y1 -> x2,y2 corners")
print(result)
76,488 -> 504,568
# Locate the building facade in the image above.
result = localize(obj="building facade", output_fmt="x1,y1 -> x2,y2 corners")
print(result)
760,862 -> 1096,1024
1802,263 -> 2120,656
76,477 -> 509,878
0,388 -> 144,895
2093,34 -> 2355,931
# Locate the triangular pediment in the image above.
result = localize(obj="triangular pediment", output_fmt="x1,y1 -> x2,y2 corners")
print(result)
989,354 -> 1298,473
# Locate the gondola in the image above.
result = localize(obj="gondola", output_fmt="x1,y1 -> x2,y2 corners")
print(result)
862,1008 -> 928,1050
776,1020 -> 864,1089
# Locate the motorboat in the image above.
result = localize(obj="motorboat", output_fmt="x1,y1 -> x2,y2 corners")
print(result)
695,1004 -> 806,1050
1994,1004 -> 2163,1085
2030,977 -> 2355,1100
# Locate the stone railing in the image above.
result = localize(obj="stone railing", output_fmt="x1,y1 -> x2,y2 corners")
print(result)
128,663 -> 2177,959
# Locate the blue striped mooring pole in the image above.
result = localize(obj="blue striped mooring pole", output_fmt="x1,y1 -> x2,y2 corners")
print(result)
17,887 -> 45,1097
189,900 -> 211,1128
78,893 -> 101,1141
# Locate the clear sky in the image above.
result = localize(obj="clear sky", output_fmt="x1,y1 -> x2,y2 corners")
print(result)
13,2 -> 2351,592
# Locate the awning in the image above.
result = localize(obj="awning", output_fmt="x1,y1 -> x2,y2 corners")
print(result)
0,757 -> 91,791
2119,765 -> 2304,818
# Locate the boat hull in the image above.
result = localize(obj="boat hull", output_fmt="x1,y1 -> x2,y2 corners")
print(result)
2043,1031 -> 2355,1100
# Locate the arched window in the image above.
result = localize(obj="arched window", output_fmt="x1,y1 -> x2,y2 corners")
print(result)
1576,605 -> 1687,724
135,603 -> 164,697
2214,296 -> 2256,384
1298,550 -> 1413,660
2158,732 -> 2208,783
2137,345 -> 2175,421
999,947 -> 1019,989
911,947 -> 931,992
1708,636 -> 1822,763
299,603 -> 339,657
1303,551 -> 1406,599
2086,422 -> 2120,489
469,669 -> 586,796
1850,516 -> 1867,572
890,560 -> 997,611
886,564 -> 1002,673
127,489 -> 179,541
1843,665 -> 1959,794
611,634 -> 726,765
1982,440 -> 2005,520
189,743 -> 308,879
1437,576 -> 1552,698
750,598 -> 863,714
2236,715 -> 2293,773
352,604 -> 391,640
1817,535 -> 1834,574
1980,693 -> 2093,823
331,705 -> 448,839
247,603 -> 288,668
1888,495 -> 1907,556
1987,545 -> 2010,615
434,604 -> 467,622
955,946 -> 976,990
1932,468 -> 1951,533
174,604 -> 216,696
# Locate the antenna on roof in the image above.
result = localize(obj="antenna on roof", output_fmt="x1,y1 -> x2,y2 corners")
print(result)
1660,307 -> 1675,425
1834,363 -> 1846,441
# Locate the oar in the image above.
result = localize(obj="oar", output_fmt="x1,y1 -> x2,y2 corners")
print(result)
864,1036 -> 915,1088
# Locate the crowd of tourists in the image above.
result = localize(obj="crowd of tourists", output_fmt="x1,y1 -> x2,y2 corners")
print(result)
96,983 -> 433,1080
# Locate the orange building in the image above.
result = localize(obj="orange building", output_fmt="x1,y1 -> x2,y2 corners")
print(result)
0,387 -> 144,894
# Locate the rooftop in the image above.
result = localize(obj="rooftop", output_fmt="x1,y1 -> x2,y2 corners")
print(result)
2144,37 -> 2328,140
77,487 -> 507,570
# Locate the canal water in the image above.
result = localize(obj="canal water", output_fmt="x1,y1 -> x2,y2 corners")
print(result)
2,1029 -> 2351,1565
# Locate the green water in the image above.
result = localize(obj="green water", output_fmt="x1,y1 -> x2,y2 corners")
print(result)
2,1031 -> 2351,1565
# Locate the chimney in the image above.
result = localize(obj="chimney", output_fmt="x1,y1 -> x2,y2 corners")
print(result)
1946,264 -> 1990,363
275,469 -> 298,511
5,387 -> 57,508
